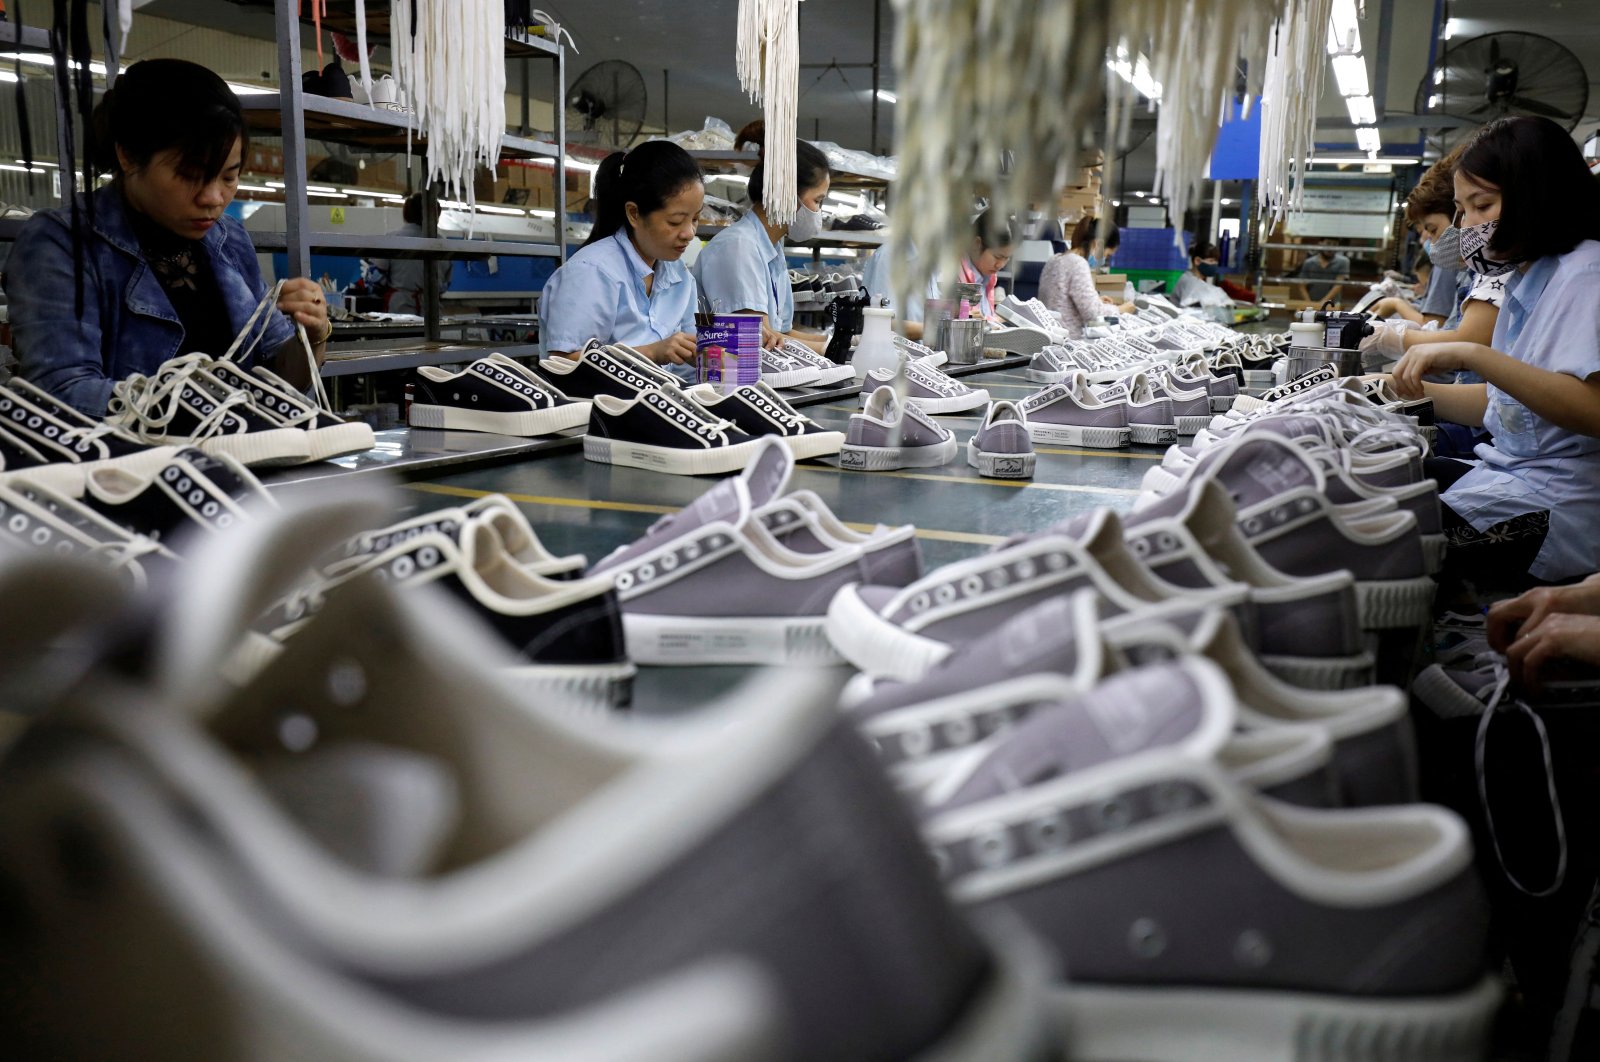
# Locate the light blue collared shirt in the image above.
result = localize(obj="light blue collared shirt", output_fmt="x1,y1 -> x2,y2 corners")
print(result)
693,209 -> 794,332
1443,240 -> 1600,580
541,230 -> 697,358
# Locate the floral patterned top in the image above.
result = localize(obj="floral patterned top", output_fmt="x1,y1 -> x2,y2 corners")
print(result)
1037,251 -> 1104,340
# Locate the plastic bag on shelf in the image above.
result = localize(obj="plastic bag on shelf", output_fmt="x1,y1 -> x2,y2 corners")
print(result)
666,116 -> 738,152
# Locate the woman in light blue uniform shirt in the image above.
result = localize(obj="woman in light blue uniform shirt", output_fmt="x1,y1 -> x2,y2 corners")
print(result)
694,122 -> 831,352
541,141 -> 704,377
1391,116 -> 1600,590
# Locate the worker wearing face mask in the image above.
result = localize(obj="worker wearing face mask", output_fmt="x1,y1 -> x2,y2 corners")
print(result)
693,121 -> 832,353
1171,242 -> 1232,308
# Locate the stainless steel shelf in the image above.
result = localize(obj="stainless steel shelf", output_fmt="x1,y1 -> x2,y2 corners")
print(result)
318,340 -> 541,378
686,149 -> 894,190
240,94 -> 559,160
249,231 -> 561,258
0,21 -> 52,51
696,225 -> 889,250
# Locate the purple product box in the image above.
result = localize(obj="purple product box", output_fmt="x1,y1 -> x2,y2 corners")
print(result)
696,313 -> 763,389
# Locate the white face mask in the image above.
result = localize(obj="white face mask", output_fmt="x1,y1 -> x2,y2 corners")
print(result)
1459,218 -> 1519,277
786,202 -> 823,242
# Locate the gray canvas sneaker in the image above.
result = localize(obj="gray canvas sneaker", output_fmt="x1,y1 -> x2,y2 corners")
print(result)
1027,347 -> 1074,385
1151,371 -> 1214,436
757,492 -> 924,588
824,509 -> 1247,683
1141,435 -> 1434,631
1017,371 -> 1130,449
840,386 -> 958,471
590,438 -> 884,665
756,346 -> 825,389
1125,479 -> 1376,690
859,355 -> 989,415
1101,602 -> 1418,808
967,401 -> 1036,479
777,338 -> 856,386
1172,353 -> 1239,413
0,505 -> 1053,1062
1096,372 -> 1176,445
921,657 -> 1500,1062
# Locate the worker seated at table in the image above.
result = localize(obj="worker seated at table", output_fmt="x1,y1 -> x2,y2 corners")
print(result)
1171,242 -> 1234,308
539,140 -> 704,380
1294,245 -> 1352,306
4,59 -> 329,418
693,121 -> 831,353
370,193 -> 451,316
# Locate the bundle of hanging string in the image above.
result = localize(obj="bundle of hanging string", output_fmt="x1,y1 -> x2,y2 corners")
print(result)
886,0 -> 1315,313
1257,0 -> 1334,226
386,0 -> 508,207
736,0 -> 801,223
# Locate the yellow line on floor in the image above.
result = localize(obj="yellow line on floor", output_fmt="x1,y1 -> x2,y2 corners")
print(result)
797,464 -> 1139,495
403,482 -> 1010,545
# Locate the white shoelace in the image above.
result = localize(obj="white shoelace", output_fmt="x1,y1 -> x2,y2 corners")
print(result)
109,358 -> 257,444
225,279 -> 333,416
1475,662 -> 1569,899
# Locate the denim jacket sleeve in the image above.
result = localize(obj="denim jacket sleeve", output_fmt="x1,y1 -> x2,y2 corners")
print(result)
3,213 -> 120,417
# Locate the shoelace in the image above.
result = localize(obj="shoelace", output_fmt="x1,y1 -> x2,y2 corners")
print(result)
652,388 -> 740,440
109,360 -> 257,444
83,533 -> 167,593
1475,661 -> 1569,899
225,278 -> 332,416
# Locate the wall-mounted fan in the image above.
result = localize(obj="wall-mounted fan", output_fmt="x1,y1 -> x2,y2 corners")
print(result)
1415,32 -> 1589,147
565,60 -> 647,150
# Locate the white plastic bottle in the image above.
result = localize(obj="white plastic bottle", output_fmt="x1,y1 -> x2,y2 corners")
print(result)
852,307 -> 898,381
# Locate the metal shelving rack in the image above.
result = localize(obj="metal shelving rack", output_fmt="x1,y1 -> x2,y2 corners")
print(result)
263,0 -> 567,362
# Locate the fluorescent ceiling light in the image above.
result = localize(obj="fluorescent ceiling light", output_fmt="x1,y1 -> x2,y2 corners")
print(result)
1132,190 -> 1148,198
1111,199 -> 1121,207
226,81 -> 276,96
474,204 -> 528,216
1331,54 -> 1369,98
1344,95 -> 1377,125
529,208 -> 556,218
236,183 -> 275,193
1443,18 -> 1458,39
1221,197 -> 1235,205
265,181 -> 286,189
709,173 -> 750,184
1433,67 -> 1445,85
306,184 -> 339,194
307,190 -> 348,199
1428,93 -> 1443,110
1107,47 -> 1162,101
1,51 -> 108,76
15,158 -> 55,167
875,89 -> 896,104
1356,127 -> 1382,153
1327,0 -> 1360,54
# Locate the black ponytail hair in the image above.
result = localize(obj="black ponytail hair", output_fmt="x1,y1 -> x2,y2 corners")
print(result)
92,59 -> 246,182
583,139 -> 703,247
735,119 -> 831,207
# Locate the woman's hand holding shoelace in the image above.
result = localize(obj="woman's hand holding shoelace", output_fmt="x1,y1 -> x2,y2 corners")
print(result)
637,333 -> 698,365
1488,573 -> 1600,652
1504,613 -> 1600,692
277,278 -> 332,349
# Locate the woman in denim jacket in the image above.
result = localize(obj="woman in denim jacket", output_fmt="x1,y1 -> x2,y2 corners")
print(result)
3,59 -> 329,418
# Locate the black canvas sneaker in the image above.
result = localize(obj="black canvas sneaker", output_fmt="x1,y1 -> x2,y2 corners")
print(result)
536,341 -> 677,401
81,447 -> 271,549
108,355 -> 312,467
339,494 -> 586,581
585,385 -> 764,476
253,521 -> 635,711
0,477 -> 177,588
0,384 -> 179,495
686,382 -> 845,461
200,359 -> 376,461
408,355 -> 591,436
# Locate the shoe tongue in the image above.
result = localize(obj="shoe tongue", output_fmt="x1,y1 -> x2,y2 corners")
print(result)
931,662 -> 1217,810
255,741 -> 461,877
1200,435 -> 1320,508
1125,482 -> 1193,527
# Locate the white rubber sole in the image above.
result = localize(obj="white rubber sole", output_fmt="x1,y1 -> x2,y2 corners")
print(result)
1130,422 -> 1179,446
503,660 -> 637,712
1355,575 -> 1437,630
760,368 -> 823,390
409,401 -> 590,437
1055,975 -> 1500,1062
838,433 -> 958,471
305,422 -> 377,462
1027,367 -> 1070,384
1027,422 -> 1130,449
809,366 -> 857,387
2,462 -> 86,498
781,431 -> 847,461
1260,650 -> 1377,691
1175,413 -> 1212,436
622,613 -> 844,666
825,583 -> 952,680
583,434 -> 764,476
967,441 -> 1036,479
200,427 -> 312,467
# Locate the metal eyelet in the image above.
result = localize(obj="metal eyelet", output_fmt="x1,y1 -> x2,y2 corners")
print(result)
971,825 -> 1014,868
1025,809 -> 1069,852
1091,796 -> 1134,832
1129,918 -> 1167,959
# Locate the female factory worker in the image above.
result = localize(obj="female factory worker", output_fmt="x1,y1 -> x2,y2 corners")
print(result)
540,140 -> 704,377
1038,215 -> 1129,338
694,121 -> 831,352
4,59 -> 329,418
1390,115 -> 1600,588
1362,141 -> 1502,361
945,210 -> 1015,323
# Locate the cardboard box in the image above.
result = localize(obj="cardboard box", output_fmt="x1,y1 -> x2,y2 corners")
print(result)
1093,273 -> 1128,295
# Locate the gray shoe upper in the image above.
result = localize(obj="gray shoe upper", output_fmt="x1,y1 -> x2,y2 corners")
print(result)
847,387 -> 952,450
972,402 -> 1034,456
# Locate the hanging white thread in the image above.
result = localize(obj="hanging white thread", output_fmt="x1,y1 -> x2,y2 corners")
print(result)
735,0 -> 800,223
354,0 -> 373,104
1258,0 -> 1332,226
388,0 -> 506,210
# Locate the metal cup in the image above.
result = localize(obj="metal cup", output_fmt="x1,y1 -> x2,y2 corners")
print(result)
946,318 -> 987,366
